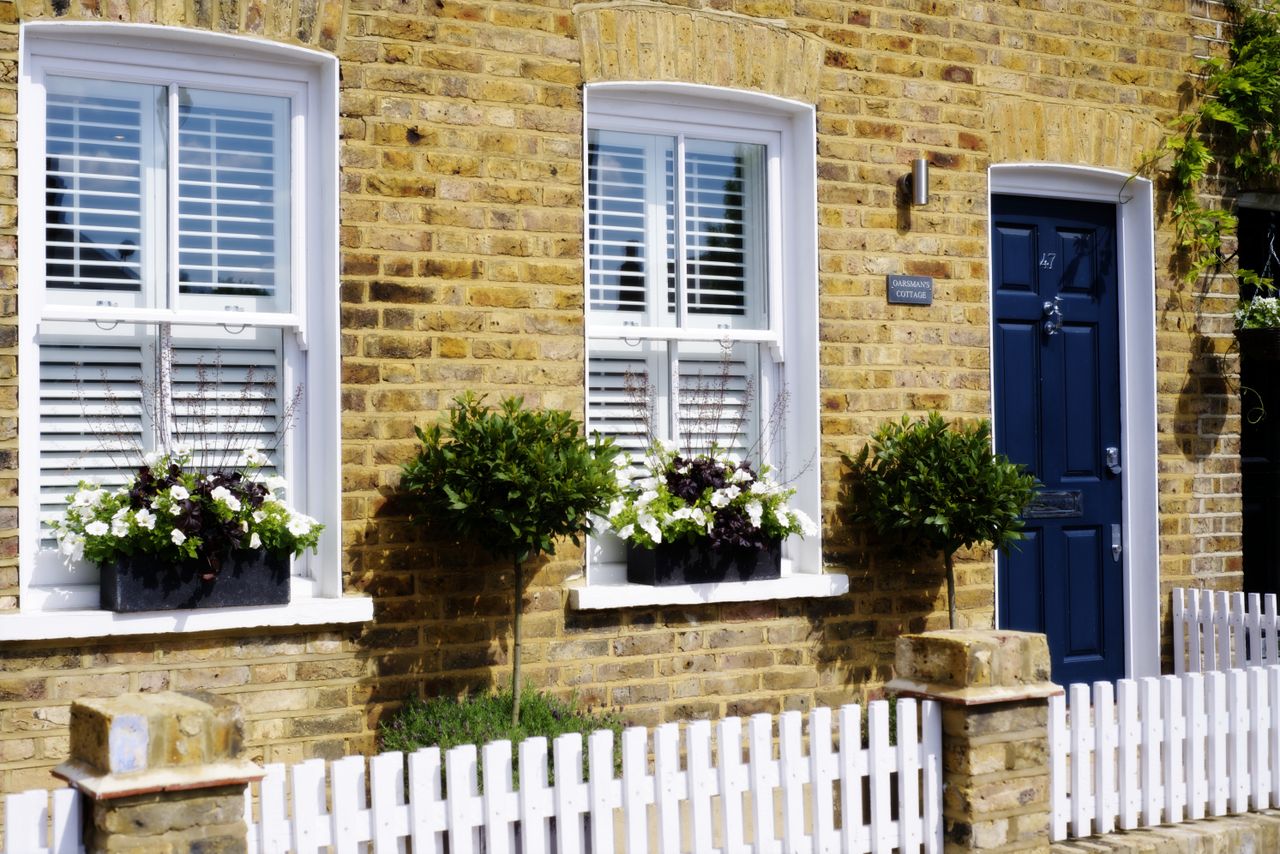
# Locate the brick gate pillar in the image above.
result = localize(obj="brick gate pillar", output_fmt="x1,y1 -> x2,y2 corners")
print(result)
53,691 -> 263,854
888,629 -> 1062,854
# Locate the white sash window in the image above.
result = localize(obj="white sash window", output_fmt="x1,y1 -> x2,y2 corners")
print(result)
10,24 -> 357,634
580,86 -> 829,604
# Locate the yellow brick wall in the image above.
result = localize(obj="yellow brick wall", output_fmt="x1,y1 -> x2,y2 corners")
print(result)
0,0 -> 1244,797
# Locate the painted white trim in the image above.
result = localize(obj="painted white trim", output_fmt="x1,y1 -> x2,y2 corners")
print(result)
988,163 -> 1160,680
570,570 -> 848,610
0,595 -> 372,642
13,23 -> 348,627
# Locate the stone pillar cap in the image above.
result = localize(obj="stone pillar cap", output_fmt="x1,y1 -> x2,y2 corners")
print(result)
886,628 -> 1062,705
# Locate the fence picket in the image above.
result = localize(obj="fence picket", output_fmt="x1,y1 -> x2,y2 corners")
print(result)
1048,693 -> 1068,841
1266,595 -> 1280,665
1270,667 -> 1280,809
587,729 -> 620,854
553,734 -> 588,854
1206,671 -> 1229,816
839,704 -> 869,854
1249,666 -> 1271,811
868,700 -> 895,854
1069,682 -> 1093,836
1217,592 -> 1233,670
291,758 -> 331,854
685,720 -> 716,854
1116,679 -> 1140,830
445,745 -> 480,854
408,747 -> 446,853
1139,678 -> 1162,826
519,737 -> 554,854
809,706 -> 838,854
331,755 -> 370,852
779,711 -> 809,852
370,750 -> 408,853
1230,592 -> 1248,667
1229,669 -> 1251,813
1248,593 -> 1264,667
653,723 -> 682,854
1093,681 -> 1116,835
749,713 -> 780,854
717,716 -> 748,854
897,698 -> 922,853
1174,588 -> 1187,676
1184,673 -> 1207,821
5,790 -> 50,854
481,740 -> 516,854
921,698 -> 943,854
1161,676 -> 1186,825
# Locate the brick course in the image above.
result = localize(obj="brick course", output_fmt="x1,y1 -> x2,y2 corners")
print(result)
0,0 -> 1247,809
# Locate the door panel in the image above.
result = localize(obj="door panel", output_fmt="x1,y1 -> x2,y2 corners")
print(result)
993,194 -> 1125,686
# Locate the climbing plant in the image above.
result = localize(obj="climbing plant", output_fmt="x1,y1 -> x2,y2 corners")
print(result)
1156,0 -> 1280,285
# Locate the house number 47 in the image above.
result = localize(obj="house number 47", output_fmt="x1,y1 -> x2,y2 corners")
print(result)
1039,253 -> 1056,269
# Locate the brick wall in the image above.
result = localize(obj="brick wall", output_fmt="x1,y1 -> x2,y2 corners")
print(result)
0,0 -> 1244,798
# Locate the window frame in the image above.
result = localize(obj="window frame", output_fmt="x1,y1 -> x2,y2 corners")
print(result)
6,22 -> 364,638
576,83 -> 840,609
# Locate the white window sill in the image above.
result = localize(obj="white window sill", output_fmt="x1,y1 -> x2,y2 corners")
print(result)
568,571 -> 849,610
0,595 -> 373,641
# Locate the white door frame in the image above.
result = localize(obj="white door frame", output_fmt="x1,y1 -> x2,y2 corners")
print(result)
988,163 -> 1160,680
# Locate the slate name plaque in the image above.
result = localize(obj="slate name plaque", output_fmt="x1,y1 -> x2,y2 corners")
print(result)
886,274 -> 934,305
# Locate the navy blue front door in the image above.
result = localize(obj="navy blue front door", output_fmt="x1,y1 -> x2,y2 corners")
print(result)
992,194 -> 1125,686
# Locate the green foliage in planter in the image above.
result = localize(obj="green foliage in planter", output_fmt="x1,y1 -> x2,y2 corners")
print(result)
1155,0 -> 1280,283
379,689 -> 624,787
400,393 -> 619,724
840,412 -> 1037,629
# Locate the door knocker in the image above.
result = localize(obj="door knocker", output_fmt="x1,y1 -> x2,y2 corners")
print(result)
1042,296 -> 1063,336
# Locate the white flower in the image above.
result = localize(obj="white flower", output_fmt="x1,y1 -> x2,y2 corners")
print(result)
239,446 -> 269,467
111,518 -> 129,537
71,488 -> 102,509
248,532 -> 262,549
171,442 -> 192,459
749,481 -> 769,495
710,485 -> 741,508
792,509 -> 818,537
210,486 -> 242,512
170,529 -> 186,546
112,506 -> 129,520
286,513 -> 316,537
634,490 -> 658,510
730,467 -> 752,484
616,524 -> 635,541
135,508 -> 156,530
614,468 -> 632,488
774,507 -> 791,528
657,438 -> 679,454
58,533 -> 84,562
607,498 -> 626,520
169,485 -> 189,501
142,451 -> 163,467
638,514 -> 662,544
746,500 -> 763,528
252,510 -> 266,524
240,520 -> 248,533
85,520 -> 109,537
264,475 -> 288,494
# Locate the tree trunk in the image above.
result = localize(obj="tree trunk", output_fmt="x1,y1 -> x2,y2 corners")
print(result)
511,556 -> 523,727
944,551 -> 956,630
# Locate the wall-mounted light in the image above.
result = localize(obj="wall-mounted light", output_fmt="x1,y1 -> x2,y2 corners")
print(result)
901,157 -> 929,206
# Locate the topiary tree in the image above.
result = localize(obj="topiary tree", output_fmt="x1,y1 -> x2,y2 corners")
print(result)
840,412 -> 1037,629
401,393 -> 620,725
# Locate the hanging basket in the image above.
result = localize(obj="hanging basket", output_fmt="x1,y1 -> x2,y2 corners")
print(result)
1236,328 -> 1280,361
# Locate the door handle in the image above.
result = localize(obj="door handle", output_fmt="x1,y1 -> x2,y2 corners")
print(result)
1042,296 -> 1063,336
1111,523 -> 1122,562
1105,446 -> 1121,476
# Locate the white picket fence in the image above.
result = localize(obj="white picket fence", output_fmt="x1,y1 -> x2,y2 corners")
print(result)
1172,587 -> 1280,673
6,701 -> 942,854
1049,665 -> 1280,841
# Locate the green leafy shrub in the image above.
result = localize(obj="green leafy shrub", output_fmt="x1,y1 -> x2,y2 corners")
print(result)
841,412 -> 1037,629
400,394 -> 619,724
379,690 -> 624,786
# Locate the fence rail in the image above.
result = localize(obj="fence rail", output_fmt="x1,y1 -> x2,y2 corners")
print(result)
1172,587 -> 1280,674
1049,665 -> 1280,841
6,701 -> 942,854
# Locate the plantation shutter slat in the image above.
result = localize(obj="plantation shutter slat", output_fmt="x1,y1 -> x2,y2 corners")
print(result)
37,341 -> 149,566
676,346 -> 758,460
586,353 -> 652,460
587,135 -> 654,317
177,90 -> 289,312
44,79 -> 151,302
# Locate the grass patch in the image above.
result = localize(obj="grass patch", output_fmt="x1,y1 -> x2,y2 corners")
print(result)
379,689 -> 625,787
